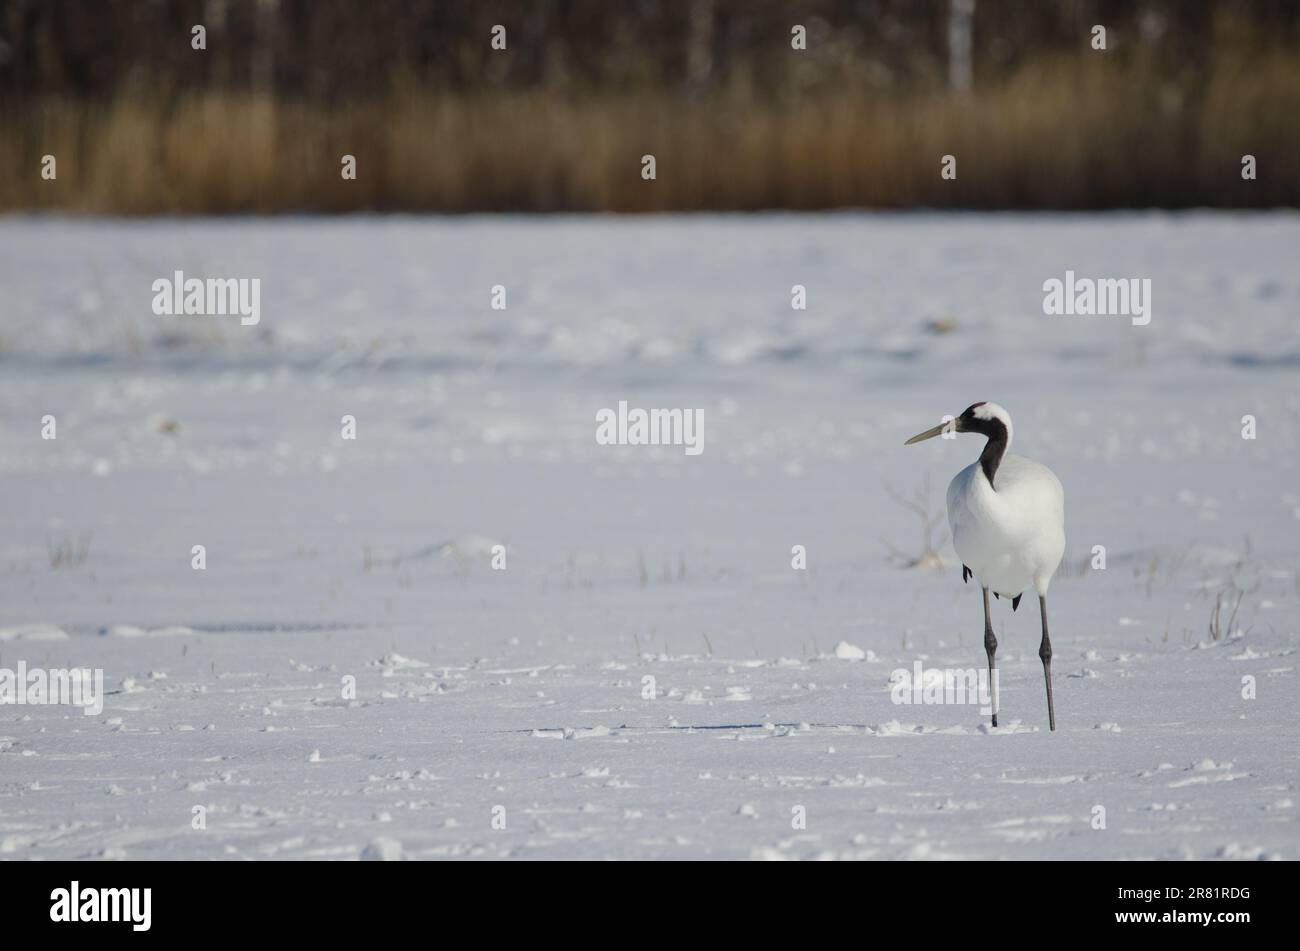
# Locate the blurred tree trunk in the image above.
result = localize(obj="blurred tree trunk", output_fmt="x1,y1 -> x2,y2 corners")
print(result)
948,0 -> 975,93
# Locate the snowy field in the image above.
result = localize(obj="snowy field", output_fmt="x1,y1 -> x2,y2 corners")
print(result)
1,212 -> 1297,860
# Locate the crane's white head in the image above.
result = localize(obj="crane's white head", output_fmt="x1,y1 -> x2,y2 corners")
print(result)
905,402 -> 1014,448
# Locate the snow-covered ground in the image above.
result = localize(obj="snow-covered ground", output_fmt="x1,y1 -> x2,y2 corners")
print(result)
1,212 -> 1297,859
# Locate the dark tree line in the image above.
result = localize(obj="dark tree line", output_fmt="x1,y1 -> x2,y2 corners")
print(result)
3,0 -> 1297,103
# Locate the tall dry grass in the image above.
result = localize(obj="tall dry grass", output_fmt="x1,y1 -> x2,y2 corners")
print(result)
2,52 -> 1297,214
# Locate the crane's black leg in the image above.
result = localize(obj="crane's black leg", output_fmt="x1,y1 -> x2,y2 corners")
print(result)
1039,594 -> 1056,732
983,587 -> 998,728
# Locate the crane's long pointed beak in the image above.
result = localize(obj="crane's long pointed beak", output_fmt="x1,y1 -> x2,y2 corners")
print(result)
904,423 -> 950,445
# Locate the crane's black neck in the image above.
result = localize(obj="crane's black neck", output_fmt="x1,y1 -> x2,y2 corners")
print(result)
965,417 -> 1009,487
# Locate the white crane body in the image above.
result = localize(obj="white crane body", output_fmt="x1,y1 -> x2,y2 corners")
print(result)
947,453 -> 1064,599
